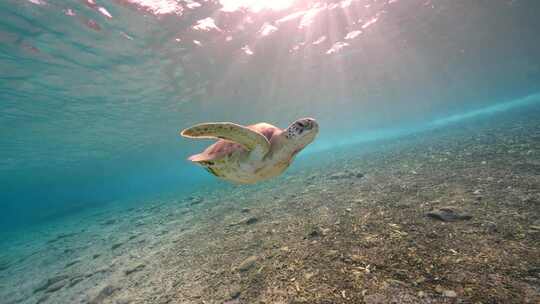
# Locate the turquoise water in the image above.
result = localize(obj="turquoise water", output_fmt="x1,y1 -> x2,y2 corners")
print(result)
1,1 -> 540,302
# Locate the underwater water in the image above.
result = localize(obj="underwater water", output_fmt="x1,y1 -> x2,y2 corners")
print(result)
1,0 -> 540,303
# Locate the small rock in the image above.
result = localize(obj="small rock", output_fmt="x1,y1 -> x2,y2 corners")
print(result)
34,275 -> 70,293
229,217 -> 258,226
329,170 -> 364,180
36,294 -> 49,304
89,267 -> 111,278
111,242 -> 124,250
69,276 -> 84,288
229,285 -> 242,299
351,255 -> 363,263
326,250 -> 339,258
307,226 -> 330,238
530,225 -> 540,231
442,290 -> 457,298
427,207 -> 472,222
65,259 -> 81,268
157,296 -> 172,304
485,222 -> 498,233
102,219 -> 116,226
415,276 -> 426,284
92,254 -> 101,259
364,293 -> 386,304
147,205 -> 160,211
56,232 -> 77,240
387,279 -> 407,287
124,264 -> 145,275
240,208 -> 250,213
188,197 -> 203,206
304,272 -> 315,280
89,285 -> 119,304
307,228 -> 320,238
427,231 -> 439,238
329,172 -> 350,180
473,189 -> 483,201
236,256 -> 258,272
46,280 -> 67,293
244,217 -> 258,225
0,260 -> 11,271
527,267 -> 540,278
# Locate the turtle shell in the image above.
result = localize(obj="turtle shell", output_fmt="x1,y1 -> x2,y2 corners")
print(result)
188,123 -> 281,162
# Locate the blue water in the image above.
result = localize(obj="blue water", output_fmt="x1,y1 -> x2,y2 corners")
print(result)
1,1 -> 540,302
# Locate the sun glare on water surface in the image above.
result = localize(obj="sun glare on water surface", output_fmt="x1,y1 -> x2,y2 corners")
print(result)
220,0 -> 296,12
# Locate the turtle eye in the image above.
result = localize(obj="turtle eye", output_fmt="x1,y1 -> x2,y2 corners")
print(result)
300,120 -> 313,130
296,121 -> 305,128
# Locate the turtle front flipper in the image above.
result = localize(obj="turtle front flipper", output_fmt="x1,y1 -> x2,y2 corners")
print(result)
180,122 -> 271,157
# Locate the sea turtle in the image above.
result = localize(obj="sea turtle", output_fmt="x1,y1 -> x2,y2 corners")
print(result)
180,118 -> 319,184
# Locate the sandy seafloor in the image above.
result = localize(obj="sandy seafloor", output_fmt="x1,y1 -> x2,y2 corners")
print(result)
1,105 -> 539,304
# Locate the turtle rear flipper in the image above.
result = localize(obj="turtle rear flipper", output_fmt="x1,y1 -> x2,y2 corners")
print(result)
187,153 -> 211,162
186,156 -> 222,177
181,122 -> 270,157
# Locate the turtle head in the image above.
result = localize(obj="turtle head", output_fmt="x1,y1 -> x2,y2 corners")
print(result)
284,117 -> 319,152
